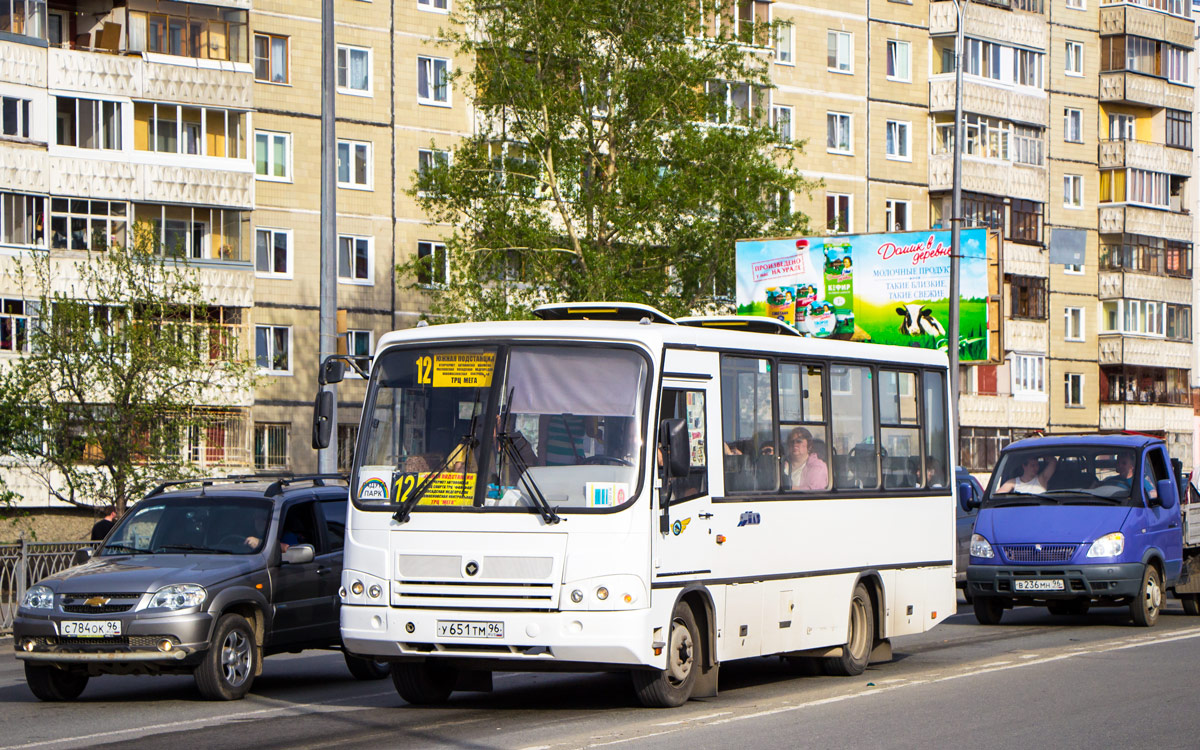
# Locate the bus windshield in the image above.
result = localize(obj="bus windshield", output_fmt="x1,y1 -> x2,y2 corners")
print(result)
356,343 -> 648,513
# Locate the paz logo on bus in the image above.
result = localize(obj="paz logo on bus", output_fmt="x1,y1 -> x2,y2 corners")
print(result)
737,511 -> 761,527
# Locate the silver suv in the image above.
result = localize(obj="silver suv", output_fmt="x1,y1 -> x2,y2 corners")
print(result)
12,475 -> 388,701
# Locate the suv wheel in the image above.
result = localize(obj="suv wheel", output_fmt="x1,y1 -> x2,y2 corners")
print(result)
25,663 -> 89,702
344,651 -> 390,680
196,614 -> 258,700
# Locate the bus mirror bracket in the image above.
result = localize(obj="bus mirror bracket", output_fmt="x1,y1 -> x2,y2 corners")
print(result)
312,390 -> 335,450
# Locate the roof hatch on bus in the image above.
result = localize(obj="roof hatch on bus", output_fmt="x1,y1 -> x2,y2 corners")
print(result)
533,302 -> 676,325
676,316 -> 803,336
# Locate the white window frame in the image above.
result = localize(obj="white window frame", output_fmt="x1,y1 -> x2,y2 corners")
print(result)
1065,41 -> 1084,77
338,234 -> 374,285
1064,107 -> 1083,143
336,139 -> 372,189
827,112 -> 852,154
254,227 -> 292,279
417,239 -> 448,288
827,193 -> 852,234
1064,306 -> 1085,341
1064,263 -> 1084,274
1,95 -> 33,140
776,24 -> 794,66
1011,353 -> 1046,398
254,423 -> 290,470
255,324 -> 292,375
885,199 -> 910,232
1066,0 -> 1085,9
886,39 -> 911,83
885,120 -> 911,161
1063,174 -> 1083,209
1065,373 -> 1084,408
417,55 -> 451,107
0,297 -> 31,353
772,104 -> 793,143
344,329 -> 373,378
253,33 -> 290,85
417,0 -> 450,12
254,130 -> 291,182
336,45 -> 373,96
827,30 -> 852,74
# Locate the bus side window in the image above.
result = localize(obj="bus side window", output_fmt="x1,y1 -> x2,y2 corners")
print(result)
720,356 -> 777,492
659,389 -> 708,502
778,362 -> 829,492
830,365 -> 877,490
880,370 -> 921,489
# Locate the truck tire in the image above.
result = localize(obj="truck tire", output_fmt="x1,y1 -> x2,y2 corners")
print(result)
24,663 -> 88,702
631,601 -> 700,707
391,662 -> 457,705
1130,565 -> 1163,627
1183,594 -> 1200,617
195,614 -> 258,700
822,582 -> 874,677
973,596 -> 1005,625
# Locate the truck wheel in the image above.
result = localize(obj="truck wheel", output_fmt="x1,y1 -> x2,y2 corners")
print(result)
24,663 -> 88,702
391,662 -> 457,705
631,601 -> 700,707
1130,566 -> 1162,627
344,652 -> 390,680
973,596 -> 1005,625
195,614 -> 258,700
1183,594 -> 1200,617
822,582 -> 874,676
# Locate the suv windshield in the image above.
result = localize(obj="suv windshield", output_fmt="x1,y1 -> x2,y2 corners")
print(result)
356,343 -> 648,513
984,446 -> 1146,508
101,497 -> 273,555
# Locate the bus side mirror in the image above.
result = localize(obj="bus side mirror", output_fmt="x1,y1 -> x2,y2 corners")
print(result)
312,390 -> 334,450
959,481 -> 980,511
659,418 -> 689,478
1155,478 -> 1178,510
320,358 -> 346,385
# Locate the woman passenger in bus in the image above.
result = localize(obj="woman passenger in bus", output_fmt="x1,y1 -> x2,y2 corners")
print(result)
784,427 -> 828,491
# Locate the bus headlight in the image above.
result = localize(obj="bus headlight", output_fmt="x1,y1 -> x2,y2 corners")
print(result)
595,587 -> 609,601
1087,532 -> 1124,558
561,576 -> 646,610
342,570 -> 387,606
368,585 -> 383,599
969,534 -> 994,559
351,581 -> 365,596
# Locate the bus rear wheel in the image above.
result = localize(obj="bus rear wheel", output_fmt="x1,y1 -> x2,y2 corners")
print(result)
391,661 -> 457,705
632,601 -> 700,708
822,582 -> 874,677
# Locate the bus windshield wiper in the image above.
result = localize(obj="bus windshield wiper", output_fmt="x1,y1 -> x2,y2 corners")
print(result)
497,431 -> 560,524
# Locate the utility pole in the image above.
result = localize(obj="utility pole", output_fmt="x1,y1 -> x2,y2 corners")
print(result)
318,0 -> 338,472
949,0 -> 968,444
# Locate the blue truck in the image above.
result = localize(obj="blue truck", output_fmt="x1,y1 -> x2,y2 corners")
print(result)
964,435 -> 1200,626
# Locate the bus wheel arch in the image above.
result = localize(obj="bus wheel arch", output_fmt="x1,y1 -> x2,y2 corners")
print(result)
853,571 -> 887,646
675,586 -> 716,671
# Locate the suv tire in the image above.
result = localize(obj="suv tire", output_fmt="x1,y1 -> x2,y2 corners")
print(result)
25,663 -> 89,702
344,651 -> 390,680
196,614 -> 258,700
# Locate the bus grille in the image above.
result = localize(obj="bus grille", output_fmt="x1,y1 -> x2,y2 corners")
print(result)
392,580 -> 556,610
1002,544 -> 1077,563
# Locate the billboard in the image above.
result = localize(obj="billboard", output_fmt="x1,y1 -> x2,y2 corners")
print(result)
735,229 -> 989,361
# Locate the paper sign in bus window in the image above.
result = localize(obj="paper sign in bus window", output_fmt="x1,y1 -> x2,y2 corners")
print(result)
430,352 -> 495,388
394,471 -> 478,506
586,482 -> 629,508
357,468 -> 394,501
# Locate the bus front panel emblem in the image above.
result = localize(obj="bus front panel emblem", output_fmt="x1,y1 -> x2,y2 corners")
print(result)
464,560 -> 479,577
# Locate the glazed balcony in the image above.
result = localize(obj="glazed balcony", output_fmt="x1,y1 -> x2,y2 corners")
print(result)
1099,72 -> 1193,111
1099,140 -> 1191,176
1098,270 -> 1191,301
48,46 -> 251,109
930,77 -> 1048,127
930,0 -> 1048,49
929,153 -> 1046,204
1098,205 -> 1191,242
1098,334 -> 1191,368
1100,4 -> 1193,48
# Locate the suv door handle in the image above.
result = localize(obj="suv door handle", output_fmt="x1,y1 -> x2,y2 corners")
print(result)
317,566 -> 332,575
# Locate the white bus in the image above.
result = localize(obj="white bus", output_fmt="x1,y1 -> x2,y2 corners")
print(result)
323,303 -> 957,708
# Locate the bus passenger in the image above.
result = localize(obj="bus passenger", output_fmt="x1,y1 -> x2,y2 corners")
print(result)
785,427 -> 828,491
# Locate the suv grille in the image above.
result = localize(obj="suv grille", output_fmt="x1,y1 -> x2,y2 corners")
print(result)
62,604 -> 135,613
1003,544 -> 1077,563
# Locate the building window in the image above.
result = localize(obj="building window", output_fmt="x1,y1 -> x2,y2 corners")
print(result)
1102,366 -> 1189,406
1064,174 -> 1083,208
1166,303 -> 1191,341
338,235 -> 372,284
772,105 -> 792,142
2,95 -> 32,139
1066,0 -> 1084,8
253,33 -> 288,84
254,131 -> 290,180
1,192 -> 46,248
1012,126 -> 1044,166
1065,41 -> 1083,76
886,39 -> 910,82
1109,113 -> 1135,141
55,97 -> 121,150
776,24 -> 794,65
417,240 -> 447,286
255,325 -> 291,374
417,0 -> 449,10
1009,275 -> 1047,319
336,45 -> 371,94
1064,262 -> 1084,274
827,112 -> 851,154
127,9 -> 247,62
1100,168 -> 1169,208
1064,307 -> 1084,341
49,198 -> 127,251
885,120 -> 910,160
827,31 -> 852,73
346,329 -> 372,359
337,424 -> 358,472
1166,46 -> 1190,85
1009,200 -> 1042,244
1014,48 -> 1042,87
417,56 -> 450,106
336,140 -> 372,188
885,199 -> 909,231
255,228 -> 290,277
1011,353 -> 1045,396
418,148 -> 449,176
1064,108 -> 1082,143
0,299 -> 31,353
1166,110 -> 1191,149
132,102 -> 245,157
254,423 -> 289,470
1064,374 -> 1084,408
826,193 -> 851,233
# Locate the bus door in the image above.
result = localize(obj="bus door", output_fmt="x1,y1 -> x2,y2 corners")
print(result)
653,369 -> 717,585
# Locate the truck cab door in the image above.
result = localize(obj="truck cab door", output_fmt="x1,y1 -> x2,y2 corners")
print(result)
1144,447 -> 1183,581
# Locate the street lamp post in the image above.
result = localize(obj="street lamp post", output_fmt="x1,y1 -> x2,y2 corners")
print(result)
318,0 -> 338,472
949,0 -> 968,448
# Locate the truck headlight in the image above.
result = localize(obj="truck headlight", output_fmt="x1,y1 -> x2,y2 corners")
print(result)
149,584 -> 206,610
1086,532 -> 1124,558
22,585 -> 54,610
969,534 -> 994,559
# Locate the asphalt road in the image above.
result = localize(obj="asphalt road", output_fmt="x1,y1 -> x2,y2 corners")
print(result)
4,598 -> 1200,750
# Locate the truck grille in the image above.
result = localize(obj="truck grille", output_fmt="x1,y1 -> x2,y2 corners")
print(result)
1003,544 -> 1077,563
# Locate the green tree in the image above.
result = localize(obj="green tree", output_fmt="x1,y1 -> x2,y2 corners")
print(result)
408,0 -> 816,320
1,224 -> 257,513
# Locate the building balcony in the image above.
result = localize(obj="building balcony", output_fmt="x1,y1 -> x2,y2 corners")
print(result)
1003,318 -> 1048,353
1100,5 -> 1194,48
930,76 -> 1047,127
1098,334 -> 1191,368
1099,72 -> 1193,111
960,393 -> 1048,430
929,153 -> 1046,205
1001,242 -> 1049,279
930,0 -> 1048,49
1098,270 -> 1192,303
1098,205 -> 1191,242
48,47 -> 251,109
44,247 -> 253,309
1099,140 -> 1191,176
1100,402 -> 1192,433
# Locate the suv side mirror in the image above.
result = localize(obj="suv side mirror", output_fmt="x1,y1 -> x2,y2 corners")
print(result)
312,390 -> 334,450
958,481 -> 980,512
282,544 -> 315,565
1155,478 -> 1179,510
72,547 -> 94,566
658,418 -> 689,479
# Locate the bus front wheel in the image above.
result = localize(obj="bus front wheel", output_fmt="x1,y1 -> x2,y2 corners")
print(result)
391,661 -> 457,705
632,601 -> 700,708
822,582 -> 874,677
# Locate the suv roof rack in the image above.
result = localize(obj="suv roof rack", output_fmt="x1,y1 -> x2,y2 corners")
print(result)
676,315 -> 803,336
533,302 -> 675,325
144,473 -> 347,500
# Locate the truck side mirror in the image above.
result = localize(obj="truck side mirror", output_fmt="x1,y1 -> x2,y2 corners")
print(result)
1156,478 -> 1178,510
958,481 -> 979,512
659,418 -> 689,479
312,390 -> 334,450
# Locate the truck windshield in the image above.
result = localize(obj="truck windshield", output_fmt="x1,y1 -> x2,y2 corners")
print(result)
984,446 -> 1145,507
356,344 -> 648,513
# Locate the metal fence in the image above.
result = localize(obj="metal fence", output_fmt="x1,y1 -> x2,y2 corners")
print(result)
1,538 -> 93,633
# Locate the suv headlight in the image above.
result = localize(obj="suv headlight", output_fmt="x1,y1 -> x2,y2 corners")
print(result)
22,585 -> 54,610
1086,532 -> 1124,558
969,534 -> 995,559
149,584 -> 207,610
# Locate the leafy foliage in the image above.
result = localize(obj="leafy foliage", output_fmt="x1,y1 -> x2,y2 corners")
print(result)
408,0 -> 816,320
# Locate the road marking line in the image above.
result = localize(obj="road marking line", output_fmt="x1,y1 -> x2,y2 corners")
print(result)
653,711 -> 731,726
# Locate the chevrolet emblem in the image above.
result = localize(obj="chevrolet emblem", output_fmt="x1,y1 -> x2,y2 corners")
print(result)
84,597 -> 110,607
